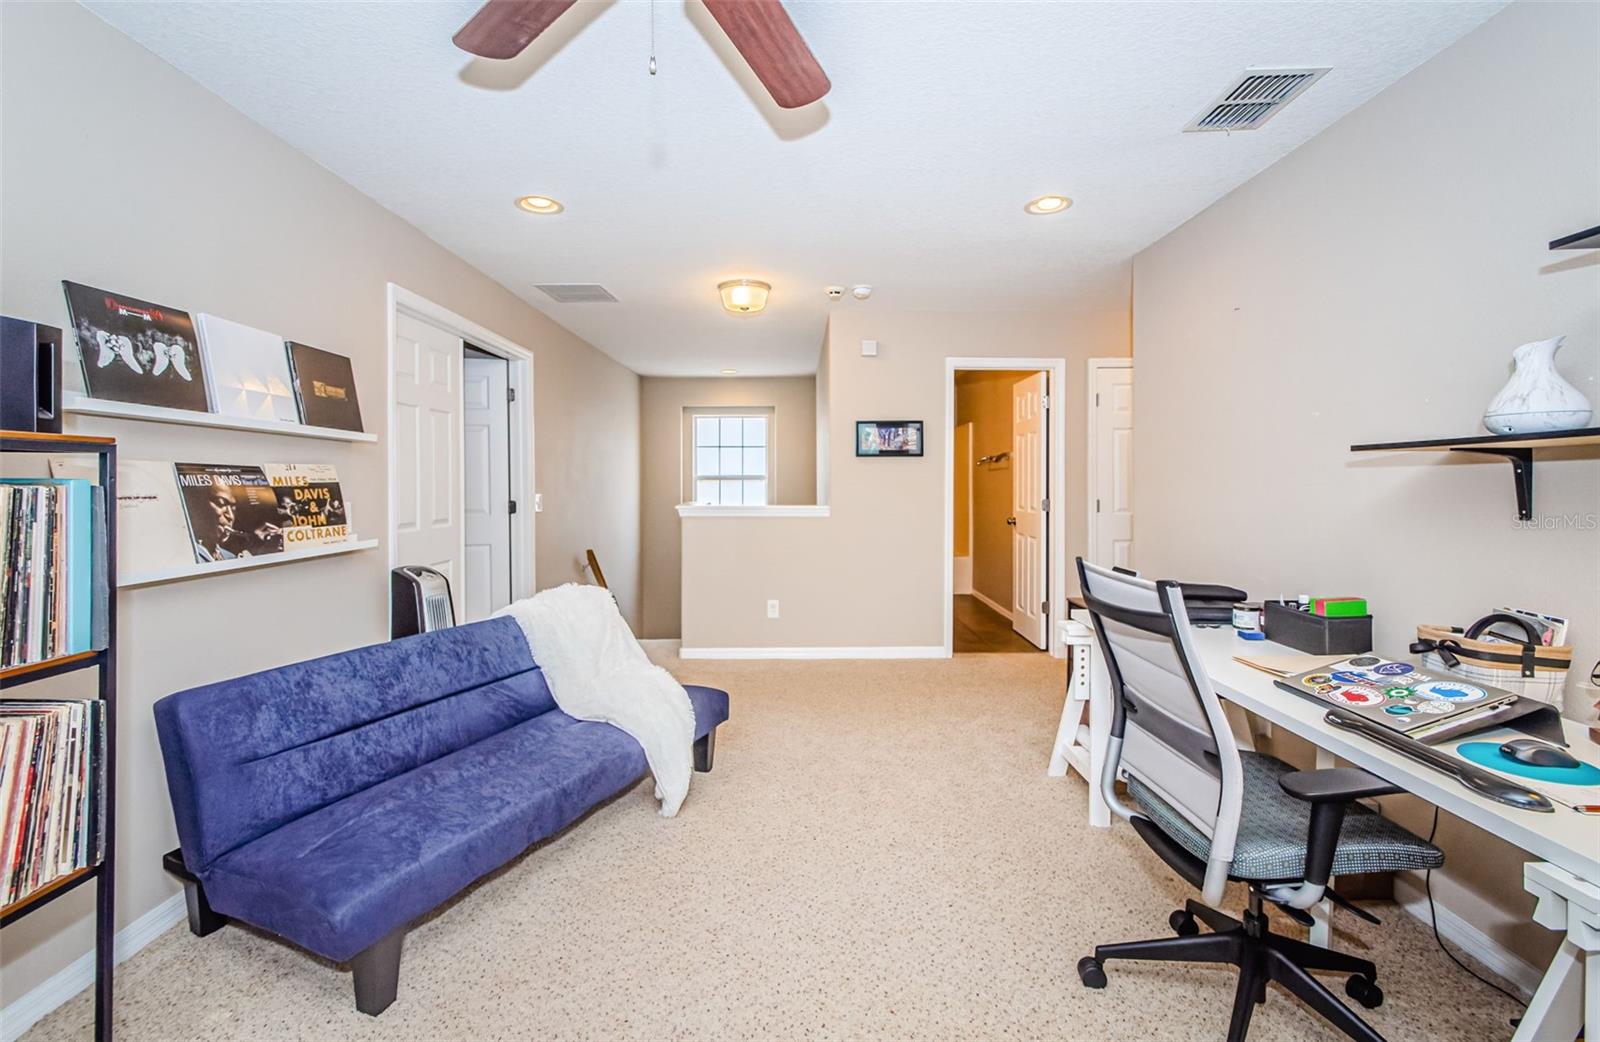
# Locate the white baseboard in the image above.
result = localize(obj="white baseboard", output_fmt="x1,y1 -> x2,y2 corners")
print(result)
2,890 -> 186,1042
970,589 -> 1012,620
1392,874 -> 1543,1000
679,645 -> 948,660
637,638 -> 682,655
953,556 -> 973,596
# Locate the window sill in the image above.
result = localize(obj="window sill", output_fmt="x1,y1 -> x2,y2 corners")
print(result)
675,504 -> 831,519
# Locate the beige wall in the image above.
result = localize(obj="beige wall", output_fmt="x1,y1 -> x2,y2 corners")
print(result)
638,376 -> 816,639
0,1 -> 640,1003
682,309 -> 1130,649
955,370 -> 1037,611
1132,0 -> 1598,976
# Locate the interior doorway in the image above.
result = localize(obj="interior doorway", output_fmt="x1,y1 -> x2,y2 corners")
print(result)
386,285 -> 534,627
943,358 -> 1068,657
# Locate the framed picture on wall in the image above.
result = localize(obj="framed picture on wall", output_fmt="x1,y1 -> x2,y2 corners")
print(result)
856,420 -> 923,457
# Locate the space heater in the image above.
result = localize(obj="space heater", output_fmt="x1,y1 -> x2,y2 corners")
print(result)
390,566 -> 456,639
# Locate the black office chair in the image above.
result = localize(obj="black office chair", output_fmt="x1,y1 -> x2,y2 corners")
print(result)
1074,560 -> 1444,1042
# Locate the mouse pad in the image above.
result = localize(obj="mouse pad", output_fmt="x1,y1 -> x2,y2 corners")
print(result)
1457,743 -> 1600,785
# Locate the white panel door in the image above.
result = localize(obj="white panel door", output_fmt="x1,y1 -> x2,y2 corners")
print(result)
392,312 -> 463,621
462,354 -> 511,622
1091,366 -> 1134,569
1011,372 -> 1048,649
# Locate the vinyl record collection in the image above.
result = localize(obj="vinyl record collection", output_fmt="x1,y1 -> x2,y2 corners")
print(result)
0,699 -> 105,904
0,480 -> 107,668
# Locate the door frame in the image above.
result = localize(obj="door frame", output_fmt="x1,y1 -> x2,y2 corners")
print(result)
942,357 -> 1069,658
1085,357 -> 1132,570
386,283 -> 535,619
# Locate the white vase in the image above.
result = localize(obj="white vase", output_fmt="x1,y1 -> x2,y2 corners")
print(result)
1482,336 -> 1592,435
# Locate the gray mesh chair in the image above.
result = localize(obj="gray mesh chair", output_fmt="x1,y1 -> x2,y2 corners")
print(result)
1073,560 -> 1443,1042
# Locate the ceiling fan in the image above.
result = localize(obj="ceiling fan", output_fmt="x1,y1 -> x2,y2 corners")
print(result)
452,0 -> 831,109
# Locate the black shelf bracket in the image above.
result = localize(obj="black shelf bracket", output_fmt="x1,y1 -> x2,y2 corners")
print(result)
1451,446 -> 1534,520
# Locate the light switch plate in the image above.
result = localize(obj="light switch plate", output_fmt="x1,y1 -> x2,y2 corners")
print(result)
861,339 -> 879,357
532,492 -> 544,513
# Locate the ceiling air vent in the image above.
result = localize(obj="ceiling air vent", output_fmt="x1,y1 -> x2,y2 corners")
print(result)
534,284 -> 618,303
1184,67 -> 1330,133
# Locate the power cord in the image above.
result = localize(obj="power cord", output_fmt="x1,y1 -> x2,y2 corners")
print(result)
1423,807 -> 1525,1012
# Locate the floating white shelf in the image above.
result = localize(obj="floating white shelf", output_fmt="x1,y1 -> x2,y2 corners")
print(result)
63,393 -> 377,443
120,538 -> 379,588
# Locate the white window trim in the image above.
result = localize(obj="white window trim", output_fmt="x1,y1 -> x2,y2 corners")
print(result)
682,405 -> 777,507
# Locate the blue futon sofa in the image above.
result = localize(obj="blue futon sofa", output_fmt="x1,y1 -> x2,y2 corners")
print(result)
154,616 -> 728,1015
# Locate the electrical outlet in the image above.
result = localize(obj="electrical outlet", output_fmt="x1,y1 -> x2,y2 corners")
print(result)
766,599 -> 780,619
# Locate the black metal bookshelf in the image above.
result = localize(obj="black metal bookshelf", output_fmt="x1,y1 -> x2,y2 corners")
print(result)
1,429 -> 117,1042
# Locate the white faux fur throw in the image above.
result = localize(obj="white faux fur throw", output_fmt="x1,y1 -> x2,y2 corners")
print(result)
495,584 -> 696,817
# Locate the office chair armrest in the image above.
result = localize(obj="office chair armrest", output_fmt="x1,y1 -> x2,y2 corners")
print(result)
1279,768 -> 1403,891
1279,767 -> 1402,804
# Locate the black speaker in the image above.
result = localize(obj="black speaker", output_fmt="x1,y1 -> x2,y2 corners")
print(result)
391,565 -> 456,639
1,317 -> 63,434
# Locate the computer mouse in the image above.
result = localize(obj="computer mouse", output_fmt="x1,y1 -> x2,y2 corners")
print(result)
1500,739 -> 1581,770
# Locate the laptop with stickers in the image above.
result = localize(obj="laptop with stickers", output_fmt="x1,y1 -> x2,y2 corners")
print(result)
1274,654 -> 1528,744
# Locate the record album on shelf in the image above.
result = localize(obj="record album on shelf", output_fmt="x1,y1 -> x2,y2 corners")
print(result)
173,463 -> 284,562
62,281 -> 210,412
287,342 -> 364,432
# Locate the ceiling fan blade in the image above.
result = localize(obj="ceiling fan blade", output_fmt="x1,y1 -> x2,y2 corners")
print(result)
453,0 -> 578,60
701,0 -> 830,109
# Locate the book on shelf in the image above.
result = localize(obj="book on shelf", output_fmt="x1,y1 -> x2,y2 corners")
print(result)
286,342 -> 364,432
62,280 -> 211,413
194,313 -> 299,424
0,480 -> 106,668
0,700 -> 104,906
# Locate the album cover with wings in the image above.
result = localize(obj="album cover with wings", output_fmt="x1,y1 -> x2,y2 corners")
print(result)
62,281 -> 210,412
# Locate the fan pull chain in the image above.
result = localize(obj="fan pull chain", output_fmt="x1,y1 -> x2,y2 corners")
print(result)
648,0 -> 657,75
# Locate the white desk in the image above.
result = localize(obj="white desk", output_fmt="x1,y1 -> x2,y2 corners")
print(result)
1055,620 -> 1600,1042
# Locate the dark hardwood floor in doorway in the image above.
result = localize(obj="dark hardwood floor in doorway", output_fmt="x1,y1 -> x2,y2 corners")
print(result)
953,595 -> 1043,653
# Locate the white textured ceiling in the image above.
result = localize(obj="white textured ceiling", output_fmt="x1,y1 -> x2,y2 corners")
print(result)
87,0 -> 1504,376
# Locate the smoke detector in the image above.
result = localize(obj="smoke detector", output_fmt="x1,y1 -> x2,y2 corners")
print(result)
825,286 -> 845,301
1183,68 -> 1330,133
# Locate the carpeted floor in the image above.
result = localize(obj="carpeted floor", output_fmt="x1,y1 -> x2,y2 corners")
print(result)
25,653 -> 1522,1041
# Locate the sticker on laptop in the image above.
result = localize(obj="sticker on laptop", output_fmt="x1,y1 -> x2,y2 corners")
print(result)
1331,670 -> 1379,685
1328,685 -> 1385,707
1411,700 -> 1454,714
1413,681 -> 1487,703
1303,674 -> 1334,687
1384,687 -> 1413,699
1384,704 -> 1415,716
1348,657 -> 1381,667
1373,662 -> 1415,677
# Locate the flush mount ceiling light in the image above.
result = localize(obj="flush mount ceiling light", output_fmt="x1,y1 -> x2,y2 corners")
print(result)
515,195 -> 563,214
720,369 -> 739,375
718,279 -> 771,315
1024,194 -> 1072,215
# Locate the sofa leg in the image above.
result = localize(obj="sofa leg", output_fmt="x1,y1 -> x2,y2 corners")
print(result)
163,847 -> 227,937
181,879 -> 228,937
351,928 -> 405,1016
693,729 -> 716,772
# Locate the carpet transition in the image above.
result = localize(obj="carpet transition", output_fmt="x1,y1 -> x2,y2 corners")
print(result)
23,652 -> 1523,1041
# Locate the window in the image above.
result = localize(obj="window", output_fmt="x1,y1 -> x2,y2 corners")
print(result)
691,413 -> 769,505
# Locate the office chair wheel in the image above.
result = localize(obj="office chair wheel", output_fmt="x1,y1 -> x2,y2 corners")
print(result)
1168,909 -> 1199,937
1345,975 -> 1383,1009
1077,957 -> 1107,989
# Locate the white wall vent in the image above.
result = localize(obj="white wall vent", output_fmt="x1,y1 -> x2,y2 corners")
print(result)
1183,67 -> 1330,133
534,284 -> 618,303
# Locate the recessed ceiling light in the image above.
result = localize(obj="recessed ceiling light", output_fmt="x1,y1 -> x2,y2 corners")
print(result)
515,195 -> 564,214
1025,194 -> 1072,215
720,369 -> 738,375
718,279 -> 771,315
